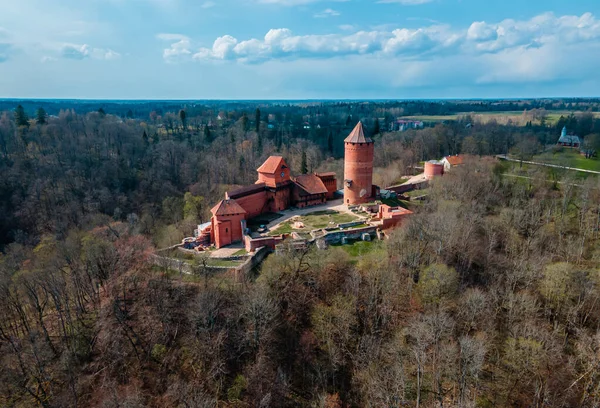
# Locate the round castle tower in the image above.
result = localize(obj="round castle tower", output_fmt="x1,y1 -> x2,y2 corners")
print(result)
344,122 -> 374,205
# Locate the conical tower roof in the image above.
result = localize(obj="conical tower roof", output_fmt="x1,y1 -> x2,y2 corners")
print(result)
344,122 -> 372,144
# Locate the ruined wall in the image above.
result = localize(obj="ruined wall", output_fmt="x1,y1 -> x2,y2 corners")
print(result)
245,235 -> 286,252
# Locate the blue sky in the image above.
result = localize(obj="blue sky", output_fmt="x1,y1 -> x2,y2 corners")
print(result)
1,0 -> 599,99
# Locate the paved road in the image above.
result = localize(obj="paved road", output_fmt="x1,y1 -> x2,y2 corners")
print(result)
497,155 -> 600,175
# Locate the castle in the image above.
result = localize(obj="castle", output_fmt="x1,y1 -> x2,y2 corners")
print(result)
205,122 -> 378,249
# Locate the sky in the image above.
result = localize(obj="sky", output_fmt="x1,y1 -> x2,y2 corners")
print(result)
1,0 -> 600,99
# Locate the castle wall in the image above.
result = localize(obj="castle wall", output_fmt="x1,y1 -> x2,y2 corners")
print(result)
344,142 -> 375,205
316,174 -> 338,199
424,162 -> 444,180
233,190 -> 269,219
268,186 -> 292,213
213,213 -> 245,248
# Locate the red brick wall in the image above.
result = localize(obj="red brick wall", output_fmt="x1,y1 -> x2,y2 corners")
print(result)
213,213 -> 245,248
344,142 -> 374,205
258,166 -> 291,188
245,235 -> 285,252
317,175 -> 338,199
233,190 -> 268,219
424,162 -> 444,180
268,187 -> 291,212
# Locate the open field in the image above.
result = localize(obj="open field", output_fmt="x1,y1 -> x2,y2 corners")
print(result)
533,150 -> 600,172
402,111 -> 600,127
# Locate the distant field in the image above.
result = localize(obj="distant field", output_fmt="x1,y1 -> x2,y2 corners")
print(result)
402,110 -> 600,126
533,150 -> 600,172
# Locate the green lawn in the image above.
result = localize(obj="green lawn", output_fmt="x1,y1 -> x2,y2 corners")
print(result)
533,150 -> 600,172
270,210 -> 360,235
331,240 -> 383,258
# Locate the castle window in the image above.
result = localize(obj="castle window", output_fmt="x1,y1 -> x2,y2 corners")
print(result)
225,228 -> 228,233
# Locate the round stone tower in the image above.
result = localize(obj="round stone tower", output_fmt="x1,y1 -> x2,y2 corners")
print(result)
344,122 -> 374,205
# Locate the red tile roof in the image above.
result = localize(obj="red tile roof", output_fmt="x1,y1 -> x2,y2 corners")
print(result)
316,172 -> 336,178
257,156 -> 288,174
344,122 -> 373,144
211,199 -> 247,216
294,174 -> 328,196
444,155 -> 465,166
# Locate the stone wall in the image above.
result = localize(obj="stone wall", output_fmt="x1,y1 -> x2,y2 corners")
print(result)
323,225 -> 378,245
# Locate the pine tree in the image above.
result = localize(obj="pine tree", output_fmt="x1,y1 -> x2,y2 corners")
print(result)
373,119 -> 380,135
241,113 -> 248,132
98,107 -> 106,117
126,109 -> 133,119
327,131 -> 334,155
204,125 -> 213,143
257,131 -> 263,152
301,149 -> 308,174
36,108 -> 47,125
179,110 -> 187,130
142,130 -> 149,145
14,105 -> 29,127
255,108 -> 261,133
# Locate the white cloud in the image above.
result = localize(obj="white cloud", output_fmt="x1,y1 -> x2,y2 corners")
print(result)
177,12 -> 600,65
314,8 -> 340,18
60,43 -> 121,60
157,33 -> 192,61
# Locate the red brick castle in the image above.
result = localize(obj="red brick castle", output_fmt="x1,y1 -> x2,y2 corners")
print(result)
207,121 -> 376,249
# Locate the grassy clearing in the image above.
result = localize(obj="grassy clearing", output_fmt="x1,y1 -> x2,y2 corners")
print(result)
270,210 -> 360,235
232,249 -> 248,256
331,240 -> 383,258
269,221 -> 293,236
533,150 -> 600,172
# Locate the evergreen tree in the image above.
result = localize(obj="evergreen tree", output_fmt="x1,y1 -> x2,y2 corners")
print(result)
327,131 -> 334,155
179,109 -> 187,130
204,125 -> 213,143
346,115 -> 352,126
98,107 -> 106,117
14,105 -> 29,127
301,149 -> 308,174
142,130 -> 149,145
241,113 -> 249,132
126,109 -> 134,119
35,108 -> 47,125
373,118 -> 380,135
255,108 -> 261,133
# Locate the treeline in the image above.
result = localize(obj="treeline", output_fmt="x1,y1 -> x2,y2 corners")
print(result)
5,97 -> 600,120
2,157 -> 600,406
6,101 -> 600,249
